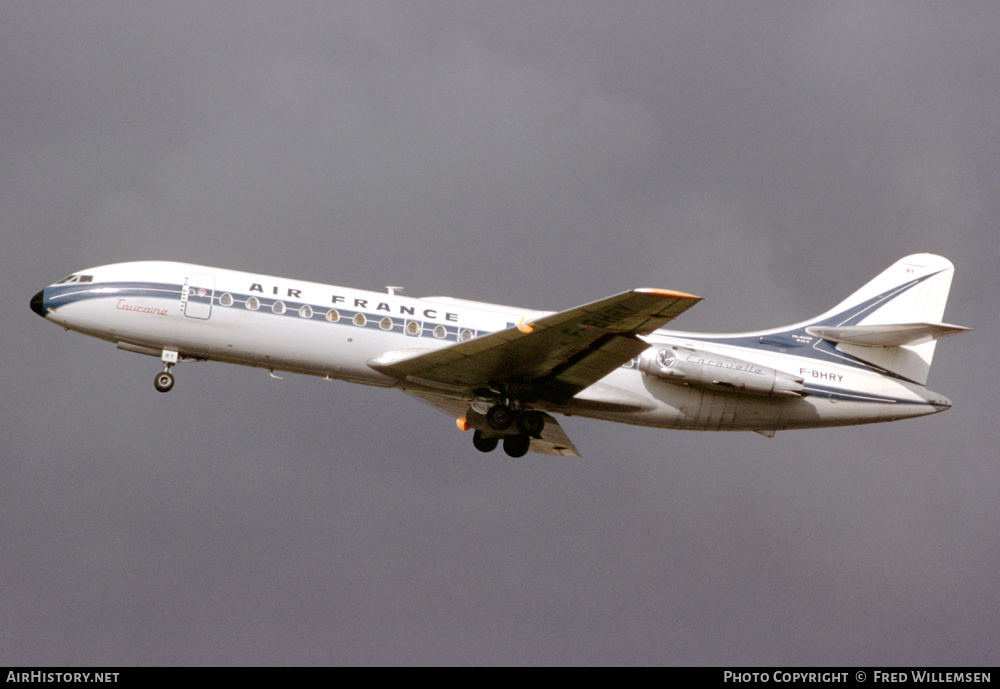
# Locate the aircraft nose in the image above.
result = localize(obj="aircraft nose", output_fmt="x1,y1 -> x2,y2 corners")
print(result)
30,290 -> 46,317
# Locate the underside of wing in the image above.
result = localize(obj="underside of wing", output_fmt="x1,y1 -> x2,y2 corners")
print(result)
370,288 -> 701,402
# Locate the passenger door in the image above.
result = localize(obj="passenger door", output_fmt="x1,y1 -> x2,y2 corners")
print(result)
183,273 -> 215,319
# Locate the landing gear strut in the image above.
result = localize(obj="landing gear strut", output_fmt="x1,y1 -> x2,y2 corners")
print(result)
155,349 -> 178,393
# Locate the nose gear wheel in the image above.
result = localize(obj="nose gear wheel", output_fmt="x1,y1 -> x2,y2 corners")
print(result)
154,370 -> 175,393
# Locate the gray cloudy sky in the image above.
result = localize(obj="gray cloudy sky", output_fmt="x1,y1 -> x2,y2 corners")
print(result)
3,1 -> 997,666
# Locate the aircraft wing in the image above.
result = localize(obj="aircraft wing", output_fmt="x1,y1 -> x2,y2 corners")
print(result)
404,391 -> 582,457
370,288 -> 701,402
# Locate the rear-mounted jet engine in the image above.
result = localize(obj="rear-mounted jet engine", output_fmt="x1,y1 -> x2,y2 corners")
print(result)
639,345 -> 804,397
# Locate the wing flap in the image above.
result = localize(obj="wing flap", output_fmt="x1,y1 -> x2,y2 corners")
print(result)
528,415 -> 582,457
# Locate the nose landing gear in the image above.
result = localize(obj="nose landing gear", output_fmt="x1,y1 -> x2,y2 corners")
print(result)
154,369 -> 175,393
154,349 -> 179,393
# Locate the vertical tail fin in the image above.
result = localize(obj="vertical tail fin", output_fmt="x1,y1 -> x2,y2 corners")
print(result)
803,254 -> 968,384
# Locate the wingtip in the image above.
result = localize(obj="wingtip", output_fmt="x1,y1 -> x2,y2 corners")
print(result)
636,287 -> 703,301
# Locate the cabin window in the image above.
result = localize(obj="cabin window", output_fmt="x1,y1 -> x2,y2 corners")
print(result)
353,313 -> 367,327
380,317 -> 393,331
405,320 -> 421,335
299,304 -> 313,319
219,293 -> 234,307
246,296 -> 260,311
272,301 -> 286,315
326,309 -> 340,323
459,329 -> 474,342
433,325 -> 447,339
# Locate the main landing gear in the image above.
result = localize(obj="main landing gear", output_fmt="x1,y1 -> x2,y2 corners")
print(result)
473,429 -> 533,458
472,404 -> 546,458
502,434 -> 531,458
472,430 -> 499,453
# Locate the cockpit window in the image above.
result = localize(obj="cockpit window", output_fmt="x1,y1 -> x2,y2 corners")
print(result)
55,274 -> 93,285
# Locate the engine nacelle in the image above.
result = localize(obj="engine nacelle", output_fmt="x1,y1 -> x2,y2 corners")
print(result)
639,345 -> 804,397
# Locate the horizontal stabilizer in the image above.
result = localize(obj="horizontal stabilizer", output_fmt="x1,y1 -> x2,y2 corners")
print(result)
806,323 -> 971,348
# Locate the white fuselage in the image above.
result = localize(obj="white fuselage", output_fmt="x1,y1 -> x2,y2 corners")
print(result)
33,261 -> 950,434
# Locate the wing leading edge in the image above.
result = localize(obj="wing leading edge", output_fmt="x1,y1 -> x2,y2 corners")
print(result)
369,288 -> 702,402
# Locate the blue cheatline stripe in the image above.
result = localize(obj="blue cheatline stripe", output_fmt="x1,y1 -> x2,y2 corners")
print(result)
44,281 -> 483,345
45,281 -> 183,310
801,381 -> 931,405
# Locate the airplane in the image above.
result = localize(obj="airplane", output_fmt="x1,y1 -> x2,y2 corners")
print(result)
30,253 -> 969,457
